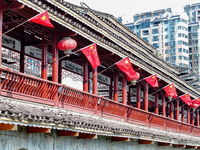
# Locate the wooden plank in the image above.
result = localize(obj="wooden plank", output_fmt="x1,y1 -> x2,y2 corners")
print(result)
111,137 -> 130,142
139,139 -> 154,144
57,130 -> 79,137
173,144 -> 185,148
78,133 -> 97,139
186,145 -> 197,149
0,123 -> 17,130
158,142 -> 172,146
27,127 -> 51,133
197,146 -> 200,149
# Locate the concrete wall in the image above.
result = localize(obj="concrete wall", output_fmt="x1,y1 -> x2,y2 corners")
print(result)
0,127 -> 193,150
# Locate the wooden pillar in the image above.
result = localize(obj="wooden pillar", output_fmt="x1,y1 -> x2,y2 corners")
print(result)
109,75 -> 113,99
191,110 -> 194,125
122,75 -> 127,105
162,93 -> 166,116
20,33 -> 25,73
92,68 -> 97,95
155,92 -> 159,114
0,8 -> 2,66
52,32 -> 58,82
181,106 -> 185,122
187,107 -> 190,124
83,57 -> 89,92
170,101 -> 173,119
144,82 -> 148,111
175,99 -> 179,121
58,53 -> 62,83
42,36 -> 47,79
196,109 -> 199,126
137,83 -> 141,109
114,71 -> 119,102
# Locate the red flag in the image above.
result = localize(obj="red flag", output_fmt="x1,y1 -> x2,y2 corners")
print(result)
29,11 -> 54,28
192,98 -> 200,105
116,57 -> 138,81
163,84 -> 178,98
179,93 -> 192,106
190,103 -> 199,108
145,74 -> 159,87
81,43 -> 100,69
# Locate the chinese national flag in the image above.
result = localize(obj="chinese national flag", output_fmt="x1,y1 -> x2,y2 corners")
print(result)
116,57 -> 138,81
81,43 -> 100,69
179,93 -> 192,106
29,11 -> 54,28
163,84 -> 178,98
145,74 -> 159,87
192,98 -> 200,105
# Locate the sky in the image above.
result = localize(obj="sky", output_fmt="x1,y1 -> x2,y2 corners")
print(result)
65,0 -> 200,23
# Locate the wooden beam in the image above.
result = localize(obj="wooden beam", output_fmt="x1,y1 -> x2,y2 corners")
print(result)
139,139 -> 154,144
173,144 -> 185,148
27,127 -> 51,133
186,145 -> 197,149
1,2 -> 24,10
78,133 -> 97,139
0,123 -> 17,130
57,130 -> 79,137
111,137 -> 130,142
158,142 -> 172,146
197,146 -> 200,149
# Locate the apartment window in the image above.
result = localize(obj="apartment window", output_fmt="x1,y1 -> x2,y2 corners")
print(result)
178,26 -> 181,30
183,56 -> 189,61
153,36 -> 159,41
165,50 -> 169,54
164,21 -> 168,24
178,48 -> 182,52
152,28 -> 159,34
171,56 -> 176,60
171,48 -> 175,53
179,56 -> 182,60
166,57 -> 169,61
171,41 -> 175,46
189,48 -> 192,53
178,40 -> 182,45
153,43 -> 159,48
178,33 -> 181,37
165,28 -> 168,32
143,30 -> 149,36
165,35 -> 168,39
165,42 -> 169,46
143,37 -> 149,42
179,63 -> 182,67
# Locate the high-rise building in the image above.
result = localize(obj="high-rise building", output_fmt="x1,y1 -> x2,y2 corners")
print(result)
125,8 -> 189,68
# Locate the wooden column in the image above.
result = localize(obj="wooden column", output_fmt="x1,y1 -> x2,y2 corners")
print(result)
137,83 -> 141,109
0,8 -> 2,66
144,82 -> 149,111
92,68 -> 97,95
196,109 -> 199,126
58,53 -> 62,83
122,75 -> 127,105
83,57 -> 89,92
181,106 -> 185,122
170,101 -> 173,119
191,110 -> 194,125
114,71 -> 119,102
52,32 -> 58,82
20,33 -> 25,73
42,36 -> 48,79
187,107 -> 190,124
162,93 -> 166,116
155,92 -> 159,114
175,99 -> 179,121
109,75 -> 113,99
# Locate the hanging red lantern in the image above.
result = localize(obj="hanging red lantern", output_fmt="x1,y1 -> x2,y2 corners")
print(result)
129,72 -> 140,85
57,37 -> 77,56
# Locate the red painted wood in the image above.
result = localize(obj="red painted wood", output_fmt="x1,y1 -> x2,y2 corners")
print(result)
155,92 -> 159,114
191,110 -> 194,125
162,93 -> 165,116
122,75 -> 127,105
128,87 -> 131,105
52,32 -> 58,83
114,71 -> 119,102
197,109 -> 199,126
137,83 -> 141,109
176,99 -> 179,121
0,8 -> 2,67
83,57 -> 89,92
181,106 -> 185,122
92,68 -> 97,95
144,82 -> 148,111
170,101 -> 173,119
42,36 -> 47,79
187,107 -> 190,124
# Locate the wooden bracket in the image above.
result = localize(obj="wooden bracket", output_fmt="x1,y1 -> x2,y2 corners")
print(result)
27,127 -> 51,133
57,130 -> 79,137
173,144 -> 185,148
158,142 -> 172,146
186,145 -> 197,149
0,123 -> 17,130
139,139 -> 154,144
78,133 -> 97,139
111,137 -> 130,142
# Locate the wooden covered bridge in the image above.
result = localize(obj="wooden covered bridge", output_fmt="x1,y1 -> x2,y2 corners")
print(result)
0,0 -> 200,149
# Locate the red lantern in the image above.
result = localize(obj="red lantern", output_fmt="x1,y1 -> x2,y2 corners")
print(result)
130,72 -> 140,85
57,37 -> 77,56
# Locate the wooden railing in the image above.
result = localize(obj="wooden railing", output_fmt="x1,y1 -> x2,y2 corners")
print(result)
0,67 -> 200,136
